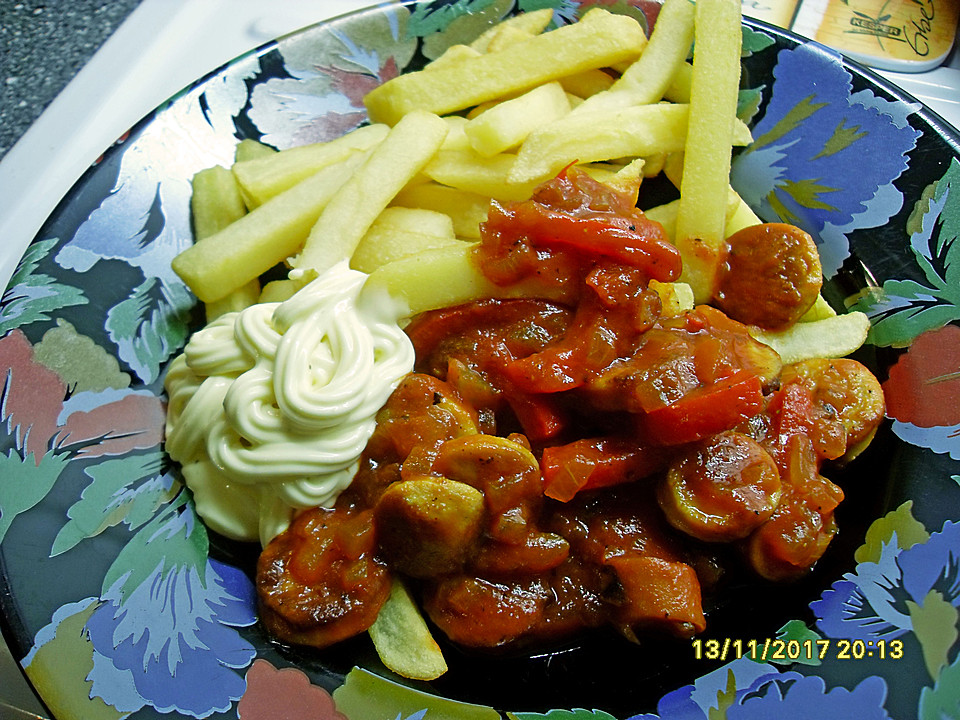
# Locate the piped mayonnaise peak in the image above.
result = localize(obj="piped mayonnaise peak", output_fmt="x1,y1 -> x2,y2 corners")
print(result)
165,261 -> 415,546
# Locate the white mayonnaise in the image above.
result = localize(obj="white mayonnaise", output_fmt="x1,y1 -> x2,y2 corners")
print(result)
164,262 -> 415,546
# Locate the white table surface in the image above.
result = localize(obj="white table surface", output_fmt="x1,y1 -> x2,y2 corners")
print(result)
0,1 -> 958,717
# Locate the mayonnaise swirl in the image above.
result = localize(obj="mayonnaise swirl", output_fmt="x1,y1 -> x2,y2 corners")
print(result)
165,262 -> 415,546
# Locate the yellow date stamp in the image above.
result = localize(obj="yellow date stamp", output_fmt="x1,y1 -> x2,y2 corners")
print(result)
692,637 -> 905,662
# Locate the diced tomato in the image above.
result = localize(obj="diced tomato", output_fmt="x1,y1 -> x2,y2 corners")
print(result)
637,371 -> 765,446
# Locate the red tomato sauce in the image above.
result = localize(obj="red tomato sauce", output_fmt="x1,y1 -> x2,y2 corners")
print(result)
256,167 -> 885,653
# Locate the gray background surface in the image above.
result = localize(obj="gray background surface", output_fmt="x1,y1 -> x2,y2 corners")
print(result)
1,0 -> 141,159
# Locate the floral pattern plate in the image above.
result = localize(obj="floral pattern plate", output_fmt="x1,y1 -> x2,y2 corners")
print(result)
2,1 -> 960,719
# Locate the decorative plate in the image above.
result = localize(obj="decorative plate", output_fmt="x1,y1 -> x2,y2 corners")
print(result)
2,1 -> 960,719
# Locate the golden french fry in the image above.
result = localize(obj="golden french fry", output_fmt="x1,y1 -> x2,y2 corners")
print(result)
189,165 -> 260,318
469,8 -> 554,51
485,24 -> 536,53
465,82 -> 571,157
800,294 -> 838,322
663,61 -> 693,103
644,198 -> 680,239
191,165 -> 247,241
232,124 -> 389,207
363,244 -> 500,316
368,580 -> 448,681
234,138 -> 276,163
258,279 -> 299,303
558,68 -> 615,98
574,0 -> 696,114
204,283 -> 261,320
440,115 -> 472,151
580,158 -> 645,198
674,0 -> 744,303
651,280 -> 695,316
363,243 -> 566,317
750,312 -> 870,364
173,153 -> 367,303
364,9 -> 647,125
510,103 -> 746,185
371,205 -> 456,237
644,189 -> 744,243
424,149 -> 539,202
425,43 -> 482,70
294,111 -> 449,276
662,151 -> 684,187
724,193 -> 762,236
662,155 -> 762,232
391,182 -> 491,239
351,207 -> 461,273
641,152 -> 667,177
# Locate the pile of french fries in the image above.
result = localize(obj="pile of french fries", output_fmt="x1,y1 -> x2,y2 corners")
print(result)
170,0 -> 871,681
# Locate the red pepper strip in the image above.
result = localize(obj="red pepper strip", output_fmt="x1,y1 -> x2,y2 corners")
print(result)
541,436 -> 667,502
502,388 -> 568,442
771,382 -> 816,440
637,371 -> 765,446
505,203 -> 682,283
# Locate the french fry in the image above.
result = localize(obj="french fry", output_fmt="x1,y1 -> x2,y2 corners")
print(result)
351,207 -> 462,273
641,152 -> 667,177
799,294 -> 838,322
364,9 -> 647,125
439,115 -> 471,151
674,0 -> 744,303
510,104 -> 751,186
557,68 -> 615,98
510,104 -> 688,184
363,244 -> 503,316
469,8 -> 554,52
293,111 -> 449,277
391,182 -> 491,239
651,280 -> 695,317
234,138 -> 277,162
232,124 -> 389,207
750,312 -> 870,364
465,82 -> 571,157
663,61 -> 693,103
573,0 -> 696,114
363,243 -> 565,317
724,193 -> 762,236
424,149 -> 539,202
369,206 -> 456,238
173,152 -> 367,303
191,165 -> 247,241
205,283 -> 261,319
644,188 -> 746,243
485,24 -> 536,53
643,198 -> 681,239
579,158 -> 646,197
368,580 -> 448,681
259,279 -> 299,303
189,165 -> 260,319
424,43 -> 482,70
